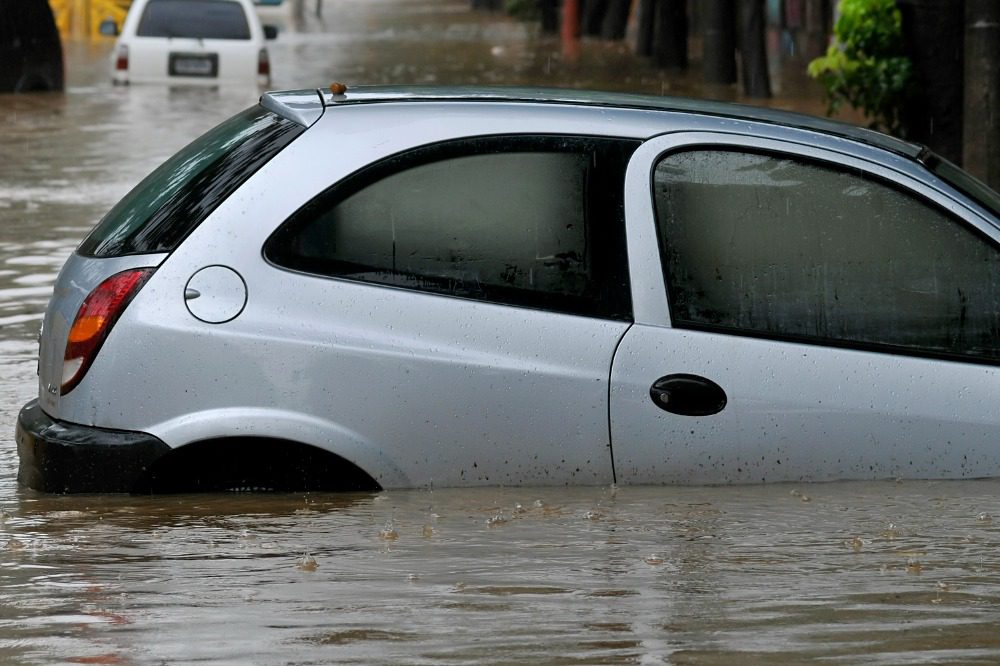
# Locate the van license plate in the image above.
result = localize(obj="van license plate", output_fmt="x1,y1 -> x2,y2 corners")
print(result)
169,53 -> 218,77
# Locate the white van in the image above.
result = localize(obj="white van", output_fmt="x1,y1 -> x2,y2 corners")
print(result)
101,0 -> 276,86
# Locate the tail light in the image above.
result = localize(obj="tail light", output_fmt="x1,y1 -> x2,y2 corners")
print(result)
61,268 -> 155,395
257,48 -> 270,81
115,44 -> 129,71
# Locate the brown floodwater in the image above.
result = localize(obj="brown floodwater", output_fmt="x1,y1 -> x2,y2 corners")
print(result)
1,1 -> 998,663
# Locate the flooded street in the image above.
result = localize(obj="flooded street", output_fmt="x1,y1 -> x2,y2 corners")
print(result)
2,0 -> 1000,663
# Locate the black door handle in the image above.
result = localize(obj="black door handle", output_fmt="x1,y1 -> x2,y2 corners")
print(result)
649,374 -> 727,416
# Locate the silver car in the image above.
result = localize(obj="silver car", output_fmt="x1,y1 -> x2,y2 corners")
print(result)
16,85 -> 1000,493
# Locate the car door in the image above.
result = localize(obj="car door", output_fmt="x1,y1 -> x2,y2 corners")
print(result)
611,131 -> 1000,485
262,135 -> 639,487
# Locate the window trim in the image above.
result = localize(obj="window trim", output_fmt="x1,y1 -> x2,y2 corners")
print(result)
651,141 -> 1000,367
263,134 -> 639,321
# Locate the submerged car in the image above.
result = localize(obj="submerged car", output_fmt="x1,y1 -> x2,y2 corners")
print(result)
100,0 -> 276,86
0,0 -> 65,93
16,85 -> 1000,493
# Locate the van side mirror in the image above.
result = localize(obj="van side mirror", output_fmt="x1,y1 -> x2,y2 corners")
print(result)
263,25 -> 278,40
99,19 -> 119,37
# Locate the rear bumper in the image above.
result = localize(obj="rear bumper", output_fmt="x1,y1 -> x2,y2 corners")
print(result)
16,399 -> 171,493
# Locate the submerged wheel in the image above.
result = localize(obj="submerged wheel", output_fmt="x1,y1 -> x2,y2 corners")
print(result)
135,437 -> 381,493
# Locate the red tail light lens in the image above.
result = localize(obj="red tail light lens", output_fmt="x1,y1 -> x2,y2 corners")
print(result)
257,48 -> 270,80
115,44 -> 129,71
61,268 -> 155,395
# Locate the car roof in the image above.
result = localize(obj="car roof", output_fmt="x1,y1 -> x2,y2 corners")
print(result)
261,84 -> 924,160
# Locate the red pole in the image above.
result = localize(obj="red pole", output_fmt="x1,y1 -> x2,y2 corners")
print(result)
562,0 -> 580,61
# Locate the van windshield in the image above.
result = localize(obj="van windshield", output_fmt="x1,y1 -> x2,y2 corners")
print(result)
78,105 -> 303,258
138,0 -> 251,40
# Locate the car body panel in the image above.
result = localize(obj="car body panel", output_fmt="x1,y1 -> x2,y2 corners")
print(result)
37,253 -> 167,416
66,255 -> 629,488
124,37 -> 261,85
612,328 -> 1000,483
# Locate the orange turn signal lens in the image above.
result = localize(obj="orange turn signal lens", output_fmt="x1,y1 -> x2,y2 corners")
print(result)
61,267 -> 155,395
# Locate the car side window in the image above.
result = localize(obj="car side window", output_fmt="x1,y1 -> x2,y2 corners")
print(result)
654,149 -> 1000,362
266,136 -> 638,320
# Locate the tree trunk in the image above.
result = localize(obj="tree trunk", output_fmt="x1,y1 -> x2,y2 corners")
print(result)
654,0 -> 689,69
964,0 -> 1000,189
803,0 -> 832,60
581,0 -> 607,36
897,0 -> 964,163
600,0 -> 631,39
539,0 -> 560,33
703,0 -> 737,84
739,0 -> 771,97
636,0 -> 655,56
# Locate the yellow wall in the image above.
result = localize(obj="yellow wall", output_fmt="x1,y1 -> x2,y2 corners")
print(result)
49,0 -> 131,38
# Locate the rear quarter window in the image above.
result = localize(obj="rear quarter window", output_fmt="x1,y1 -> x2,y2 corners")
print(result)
265,135 -> 637,320
137,0 -> 251,40
78,105 -> 303,258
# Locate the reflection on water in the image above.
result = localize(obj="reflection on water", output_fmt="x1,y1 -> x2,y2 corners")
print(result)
0,0 -> 991,663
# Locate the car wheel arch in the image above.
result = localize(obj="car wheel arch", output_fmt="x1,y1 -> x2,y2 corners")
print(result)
145,407 -> 410,490
15,72 -> 57,92
134,436 -> 382,493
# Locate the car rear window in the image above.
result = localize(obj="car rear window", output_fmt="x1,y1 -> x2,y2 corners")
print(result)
137,0 -> 251,40
78,106 -> 303,258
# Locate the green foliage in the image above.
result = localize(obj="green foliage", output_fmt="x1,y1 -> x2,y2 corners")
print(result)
505,0 -> 540,21
807,0 -> 913,136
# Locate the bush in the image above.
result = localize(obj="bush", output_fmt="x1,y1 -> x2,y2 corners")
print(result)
807,0 -> 913,136
506,0 -> 540,21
